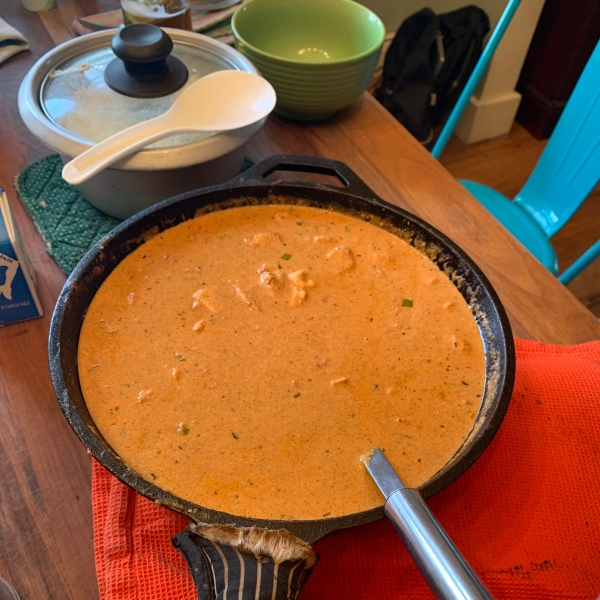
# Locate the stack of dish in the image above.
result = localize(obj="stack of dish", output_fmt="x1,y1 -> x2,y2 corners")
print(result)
232,0 -> 385,121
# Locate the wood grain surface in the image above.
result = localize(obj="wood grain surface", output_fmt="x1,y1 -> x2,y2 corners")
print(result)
0,2 -> 598,599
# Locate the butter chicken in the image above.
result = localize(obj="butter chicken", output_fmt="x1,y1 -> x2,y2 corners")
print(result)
78,204 -> 485,520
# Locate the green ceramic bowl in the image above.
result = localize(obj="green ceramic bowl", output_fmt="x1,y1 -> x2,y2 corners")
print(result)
231,0 -> 385,121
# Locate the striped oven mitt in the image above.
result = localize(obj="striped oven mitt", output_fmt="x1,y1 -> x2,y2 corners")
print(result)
173,523 -> 319,600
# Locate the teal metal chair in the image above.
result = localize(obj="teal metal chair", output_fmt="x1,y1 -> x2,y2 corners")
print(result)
559,240 -> 600,285
455,38 -> 600,285
431,0 -> 522,159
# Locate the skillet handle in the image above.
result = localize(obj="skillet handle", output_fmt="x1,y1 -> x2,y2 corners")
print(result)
236,154 -> 380,200
173,524 -> 318,600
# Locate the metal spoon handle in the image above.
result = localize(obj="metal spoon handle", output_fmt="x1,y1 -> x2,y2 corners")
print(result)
362,448 -> 492,600
385,487 -> 491,600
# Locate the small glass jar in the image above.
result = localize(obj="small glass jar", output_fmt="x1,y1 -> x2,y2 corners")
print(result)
121,0 -> 192,31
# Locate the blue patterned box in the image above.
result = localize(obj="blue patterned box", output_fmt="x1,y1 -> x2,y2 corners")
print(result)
0,190 -> 43,326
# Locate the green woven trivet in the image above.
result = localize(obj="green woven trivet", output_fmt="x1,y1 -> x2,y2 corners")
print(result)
15,154 -> 253,275
15,154 -> 120,274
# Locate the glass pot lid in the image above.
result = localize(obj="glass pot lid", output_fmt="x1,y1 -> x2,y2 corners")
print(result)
41,26 -> 237,148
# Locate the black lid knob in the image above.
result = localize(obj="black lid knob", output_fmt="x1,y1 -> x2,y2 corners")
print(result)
104,24 -> 188,98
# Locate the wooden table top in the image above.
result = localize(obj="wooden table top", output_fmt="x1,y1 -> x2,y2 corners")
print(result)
0,2 -> 598,599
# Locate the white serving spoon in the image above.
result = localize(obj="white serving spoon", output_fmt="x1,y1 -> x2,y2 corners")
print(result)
62,70 -> 276,186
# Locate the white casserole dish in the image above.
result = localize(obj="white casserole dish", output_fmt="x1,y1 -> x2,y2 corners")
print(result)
18,28 -> 264,220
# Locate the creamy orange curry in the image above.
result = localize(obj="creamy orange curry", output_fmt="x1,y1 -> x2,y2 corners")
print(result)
78,204 -> 485,520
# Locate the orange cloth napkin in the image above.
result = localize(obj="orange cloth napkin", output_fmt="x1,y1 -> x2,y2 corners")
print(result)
92,338 -> 600,599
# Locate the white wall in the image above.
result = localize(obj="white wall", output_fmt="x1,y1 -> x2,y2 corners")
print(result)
361,0 -> 507,35
360,0 -> 546,144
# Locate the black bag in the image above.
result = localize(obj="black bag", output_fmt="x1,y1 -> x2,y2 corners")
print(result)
375,6 -> 490,143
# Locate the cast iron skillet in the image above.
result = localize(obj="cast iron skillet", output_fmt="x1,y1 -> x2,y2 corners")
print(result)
48,155 -> 515,545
